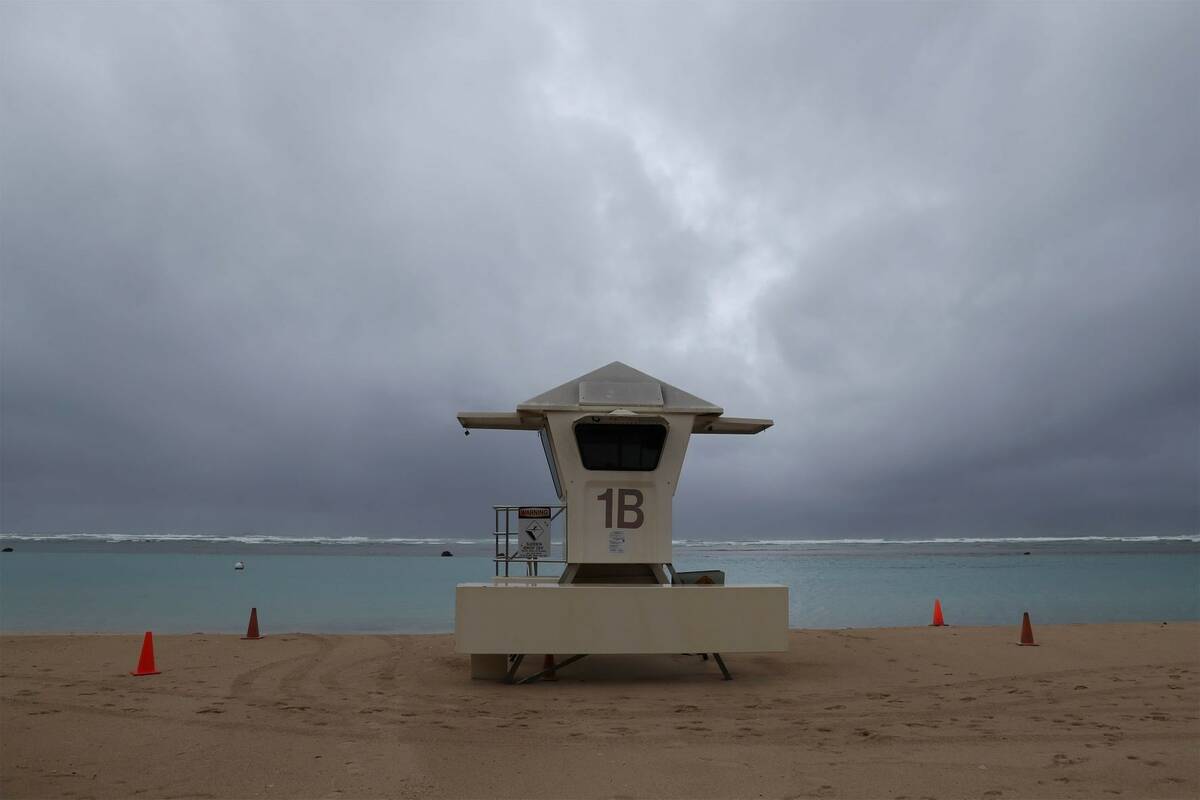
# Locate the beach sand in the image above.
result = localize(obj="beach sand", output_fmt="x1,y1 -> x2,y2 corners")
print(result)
2,623 -> 1197,799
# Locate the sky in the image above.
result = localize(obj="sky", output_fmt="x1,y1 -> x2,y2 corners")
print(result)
2,2 -> 1196,540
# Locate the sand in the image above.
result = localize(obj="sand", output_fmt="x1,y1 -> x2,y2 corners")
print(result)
1,623 -> 1197,799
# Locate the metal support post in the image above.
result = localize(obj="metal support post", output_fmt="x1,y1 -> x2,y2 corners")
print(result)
505,654 -> 525,684
517,654 -> 588,685
712,653 -> 732,680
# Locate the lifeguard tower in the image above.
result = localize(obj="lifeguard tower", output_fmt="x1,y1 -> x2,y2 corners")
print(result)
456,362 -> 788,682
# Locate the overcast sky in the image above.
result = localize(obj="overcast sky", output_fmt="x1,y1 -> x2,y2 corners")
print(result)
2,2 -> 1196,539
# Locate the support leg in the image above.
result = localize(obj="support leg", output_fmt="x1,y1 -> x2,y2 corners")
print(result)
517,654 -> 588,685
470,654 -> 509,680
712,653 -> 732,681
504,654 -> 525,684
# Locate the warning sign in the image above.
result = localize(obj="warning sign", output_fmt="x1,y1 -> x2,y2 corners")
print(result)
517,507 -> 551,558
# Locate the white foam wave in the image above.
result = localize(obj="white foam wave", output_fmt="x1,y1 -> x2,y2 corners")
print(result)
672,534 -> 1199,547
2,532 -> 1194,548
0,533 -> 484,546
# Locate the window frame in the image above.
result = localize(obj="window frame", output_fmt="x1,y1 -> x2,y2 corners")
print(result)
572,419 -> 668,472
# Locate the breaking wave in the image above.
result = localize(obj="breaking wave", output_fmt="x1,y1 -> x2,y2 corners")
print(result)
0,532 -> 484,546
0,533 -> 1194,548
672,535 -> 1198,547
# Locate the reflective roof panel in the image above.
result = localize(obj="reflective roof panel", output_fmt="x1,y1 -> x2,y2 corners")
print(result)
578,380 -> 664,407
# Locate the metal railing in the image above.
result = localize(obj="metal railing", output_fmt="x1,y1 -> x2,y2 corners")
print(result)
492,504 -> 568,577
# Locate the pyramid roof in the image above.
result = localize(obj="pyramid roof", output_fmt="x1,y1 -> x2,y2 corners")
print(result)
517,361 -> 722,414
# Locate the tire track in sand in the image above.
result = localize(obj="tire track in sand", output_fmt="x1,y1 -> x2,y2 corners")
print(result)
228,634 -> 336,711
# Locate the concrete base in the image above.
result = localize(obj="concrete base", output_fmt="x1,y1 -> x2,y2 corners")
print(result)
455,583 -> 788,655
470,654 -> 509,680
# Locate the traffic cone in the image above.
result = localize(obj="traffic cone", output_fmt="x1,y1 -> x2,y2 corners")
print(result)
242,607 -> 263,640
1018,612 -> 1038,646
542,654 -> 557,681
930,598 -> 947,627
130,631 -> 161,676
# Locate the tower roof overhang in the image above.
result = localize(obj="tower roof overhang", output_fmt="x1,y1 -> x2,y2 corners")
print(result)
456,361 -> 773,435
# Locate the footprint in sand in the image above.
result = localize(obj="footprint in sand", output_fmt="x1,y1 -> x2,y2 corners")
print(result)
1054,753 -> 1090,767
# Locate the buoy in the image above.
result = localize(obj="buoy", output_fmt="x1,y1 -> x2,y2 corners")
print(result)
131,631 -> 161,676
930,598 -> 947,627
242,607 -> 263,640
234,560 -> 245,570
1018,611 -> 1038,646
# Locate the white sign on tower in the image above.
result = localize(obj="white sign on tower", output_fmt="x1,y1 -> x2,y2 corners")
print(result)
517,507 -> 551,558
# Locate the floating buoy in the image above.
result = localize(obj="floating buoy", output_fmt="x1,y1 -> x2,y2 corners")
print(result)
234,561 -> 245,570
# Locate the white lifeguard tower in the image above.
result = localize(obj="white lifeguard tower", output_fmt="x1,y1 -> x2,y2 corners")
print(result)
456,361 -> 788,682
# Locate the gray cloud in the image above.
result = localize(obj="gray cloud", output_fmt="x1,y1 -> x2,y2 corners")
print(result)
2,1 -> 1196,538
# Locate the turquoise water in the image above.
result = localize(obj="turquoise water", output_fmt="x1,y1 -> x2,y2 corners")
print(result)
1,540 -> 1196,633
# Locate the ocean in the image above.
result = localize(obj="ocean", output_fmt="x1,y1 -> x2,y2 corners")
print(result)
0,534 -> 1196,634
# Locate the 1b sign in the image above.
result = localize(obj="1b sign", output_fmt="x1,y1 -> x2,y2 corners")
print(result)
517,507 -> 551,558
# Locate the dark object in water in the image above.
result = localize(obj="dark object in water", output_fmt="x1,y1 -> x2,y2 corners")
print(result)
1023,551 -> 1031,555
1,547 -> 12,552
441,550 -> 453,557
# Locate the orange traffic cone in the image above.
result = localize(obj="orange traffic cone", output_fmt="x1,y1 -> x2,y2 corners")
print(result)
131,631 -> 161,676
242,607 -> 263,640
930,598 -> 947,627
542,654 -> 557,681
1018,612 -> 1038,646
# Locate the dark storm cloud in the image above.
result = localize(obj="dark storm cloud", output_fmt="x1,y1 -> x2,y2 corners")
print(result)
2,2 -> 1196,538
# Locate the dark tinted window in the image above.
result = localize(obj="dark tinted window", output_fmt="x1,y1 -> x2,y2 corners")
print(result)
574,423 -> 666,471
